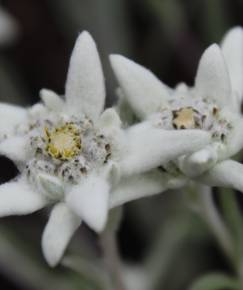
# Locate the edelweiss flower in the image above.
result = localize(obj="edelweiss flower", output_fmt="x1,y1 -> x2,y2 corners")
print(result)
0,31 -> 209,266
0,31 -> 122,267
110,27 -> 243,201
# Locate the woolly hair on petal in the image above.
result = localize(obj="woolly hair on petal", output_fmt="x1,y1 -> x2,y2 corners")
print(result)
66,174 -> 110,232
222,116 -> 243,158
120,121 -> 211,176
65,31 -> 105,121
0,103 -> 27,138
110,170 -> 186,208
110,54 -> 170,119
198,160 -> 243,193
0,177 -> 47,217
40,89 -> 64,112
42,203 -> 81,267
221,27 -> 243,107
97,108 -> 122,130
0,135 -> 30,164
195,44 -> 232,110
178,143 -> 222,178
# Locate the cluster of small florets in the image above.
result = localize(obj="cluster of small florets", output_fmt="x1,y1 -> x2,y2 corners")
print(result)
151,95 -> 233,143
148,95 -> 233,176
24,114 -> 112,186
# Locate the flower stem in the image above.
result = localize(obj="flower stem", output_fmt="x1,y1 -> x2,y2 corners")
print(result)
196,186 -> 235,265
100,207 -> 126,290
100,229 -> 126,290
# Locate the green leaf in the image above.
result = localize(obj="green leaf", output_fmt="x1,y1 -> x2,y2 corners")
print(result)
189,272 -> 240,290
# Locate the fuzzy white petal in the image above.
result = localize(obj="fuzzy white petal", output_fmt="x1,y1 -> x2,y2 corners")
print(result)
110,170 -> 186,208
120,122 -> 211,176
195,44 -> 232,109
225,116 -> 243,157
66,174 -> 110,232
40,89 -> 64,112
110,54 -> 170,119
38,173 -> 64,201
65,31 -> 105,120
221,27 -> 243,106
0,103 -> 27,138
42,202 -> 81,267
0,177 -> 47,217
198,160 -> 243,193
178,142 -> 224,177
97,108 -> 122,130
0,136 -> 29,163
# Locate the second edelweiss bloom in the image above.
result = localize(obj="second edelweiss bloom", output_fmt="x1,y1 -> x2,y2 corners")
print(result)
110,27 -> 243,197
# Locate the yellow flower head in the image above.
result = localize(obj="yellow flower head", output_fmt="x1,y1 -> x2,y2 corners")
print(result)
45,123 -> 81,160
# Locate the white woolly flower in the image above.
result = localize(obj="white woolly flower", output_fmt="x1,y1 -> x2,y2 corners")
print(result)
110,27 -> 243,202
0,31 -> 123,267
0,30 -> 211,266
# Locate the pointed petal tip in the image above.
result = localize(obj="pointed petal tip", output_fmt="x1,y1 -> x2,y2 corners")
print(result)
223,26 -> 243,39
76,30 -> 94,45
195,42 -> 231,108
110,54 -> 136,78
110,54 -> 170,119
98,107 -> 122,129
66,175 -> 110,233
42,235 -> 61,267
221,26 -> 243,106
202,43 -> 221,59
65,29 -> 105,120
41,203 -> 81,267
110,54 -> 129,66
90,215 -> 107,233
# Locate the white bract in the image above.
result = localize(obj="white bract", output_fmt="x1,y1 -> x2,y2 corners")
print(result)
0,31 -> 209,267
110,27 -> 243,199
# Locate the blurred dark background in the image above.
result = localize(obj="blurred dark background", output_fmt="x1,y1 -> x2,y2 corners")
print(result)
0,1 -> 243,289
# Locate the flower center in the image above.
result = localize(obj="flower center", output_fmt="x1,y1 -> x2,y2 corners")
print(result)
172,107 -> 199,129
45,123 -> 81,160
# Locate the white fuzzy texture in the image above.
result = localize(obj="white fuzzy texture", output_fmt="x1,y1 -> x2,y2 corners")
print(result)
98,108 -> 122,130
198,160 -> 243,193
0,177 -> 47,217
40,89 -> 64,112
0,135 -> 29,163
178,143 -> 223,177
221,27 -> 243,106
195,44 -> 232,109
42,202 -> 81,267
110,170 -> 186,208
65,31 -> 105,121
110,54 -> 170,119
0,103 -> 27,138
224,116 -> 243,158
66,174 -> 110,232
120,122 -> 211,176
38,173 -> 64,201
